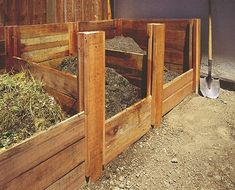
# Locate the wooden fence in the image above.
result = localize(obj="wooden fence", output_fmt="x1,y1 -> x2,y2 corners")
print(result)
0,0 -> 109,25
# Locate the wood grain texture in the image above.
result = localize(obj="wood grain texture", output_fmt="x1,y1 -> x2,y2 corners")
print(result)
163,69 -> 193,100
151,24 -> 165,127
192,19 -> 201,93
46,162 -> 85,190
163,81 -> 193,115
0,113 -> 85,187
3,138 -> 85,190
105,97 -> 151,165
79,31 -> 105,181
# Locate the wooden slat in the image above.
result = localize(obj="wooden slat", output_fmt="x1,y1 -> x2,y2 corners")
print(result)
106,49 -> 145,71
21,46 -> 69,62
40,57 -> 66,68
45,86 -> 78,115
151,24 -> 165,127
20,33 -> 69,46
3,139 -> 85,190
80,31 -> 105,181
19,24 -> 68,39
147,24 -> 153,96
46,162 -> 85,190
21,40 -> 68,52
105,97 -> 151,165
165,62 -> 183,74
163,81 -> 193,115
163,69 -> 193,100
165,49 -> 184,65
14,58 -> 77,98
0,113 -> 85,186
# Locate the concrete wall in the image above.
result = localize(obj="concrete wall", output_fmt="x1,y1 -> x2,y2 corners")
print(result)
113,0 -> 235,80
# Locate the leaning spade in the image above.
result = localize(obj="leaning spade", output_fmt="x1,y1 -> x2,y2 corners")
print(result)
200,0 -> 220,99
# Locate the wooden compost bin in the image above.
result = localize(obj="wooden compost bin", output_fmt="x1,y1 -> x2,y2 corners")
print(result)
0,28 -> 107,188
3,18 -> 201,184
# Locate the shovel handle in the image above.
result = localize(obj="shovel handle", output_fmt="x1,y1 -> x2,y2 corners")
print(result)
208,59 -> 212,78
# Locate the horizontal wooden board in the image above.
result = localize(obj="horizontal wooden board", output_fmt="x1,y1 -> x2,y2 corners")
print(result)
78,20 -> 117,39
3,138 -> 85,190
163,81 -> 193,115
40,57 -> 67,68
22,40 -> 68,53
165,62 -> 183,74
106,49 -> 145,71
21,45 -> 69,62
20,33 -> 69,46
165,49 -> 184,65
163,69 -> 193,100
13,58 -> 77,101
0,113 -> 85,186
19,24 -> 68,39
105,97 -> 151,165
45,86 -> 78,115
46,162 -> 85,190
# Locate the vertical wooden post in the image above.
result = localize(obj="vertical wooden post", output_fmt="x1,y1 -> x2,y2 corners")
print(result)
192,19 -> 201,93
150,23 -> 165,128
147,24 -> 153,96
5,26 -> 14,71
68,22 -> 77,56
78,31 -> 105,181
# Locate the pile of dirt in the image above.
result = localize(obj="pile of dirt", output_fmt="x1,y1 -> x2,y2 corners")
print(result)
164,69 -> 180,83
105,67 -> 141,119
106,36 -> 146,55
0,72 -> 67,149
57,57 -> 141,119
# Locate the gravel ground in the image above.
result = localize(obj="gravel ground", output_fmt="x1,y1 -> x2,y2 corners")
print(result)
82,89 -> 235,190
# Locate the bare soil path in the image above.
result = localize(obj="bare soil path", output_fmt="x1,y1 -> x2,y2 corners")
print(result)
83,89 -> 235,190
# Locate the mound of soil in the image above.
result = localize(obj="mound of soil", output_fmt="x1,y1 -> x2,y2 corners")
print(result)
164,69 -> 180,83
105,68 -> 141,119
106,36 -> 146,54
0,73 -> 67,149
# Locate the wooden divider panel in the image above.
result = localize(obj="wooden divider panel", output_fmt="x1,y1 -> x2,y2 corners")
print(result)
0,26 -> 5,70
0,113 -> 85,189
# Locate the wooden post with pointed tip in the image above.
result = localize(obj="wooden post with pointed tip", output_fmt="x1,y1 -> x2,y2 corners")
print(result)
78,31 -> 105,181
148,23 -> 165,128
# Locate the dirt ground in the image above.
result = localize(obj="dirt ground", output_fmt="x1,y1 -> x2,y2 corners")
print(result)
82,89 -> 235,190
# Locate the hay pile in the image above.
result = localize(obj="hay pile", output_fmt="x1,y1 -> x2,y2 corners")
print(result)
0,73 -> 67,149
57,56 -> 78,74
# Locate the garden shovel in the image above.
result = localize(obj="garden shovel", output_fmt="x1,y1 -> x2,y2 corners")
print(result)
200,0 -> 220,99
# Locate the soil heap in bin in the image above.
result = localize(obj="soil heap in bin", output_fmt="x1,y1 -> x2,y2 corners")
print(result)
106,36 -> 180,83
0,72 -> 67,149
58,57 -> 141,119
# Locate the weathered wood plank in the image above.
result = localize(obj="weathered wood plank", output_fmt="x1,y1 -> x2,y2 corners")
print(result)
105,97 -> 151,165
163,81 -> 193,115
151,24 -> 165,127
3,138 -> 85,190
79,31 -> 105,181
0,113 -> 85,186
46,162 -> 85,190
163,69 -> 193,100
19,24 -> 68,39
192,19 -> 201,93
20,33 -> 69,46
21,40 -> 68,52
21,46 -> 69,62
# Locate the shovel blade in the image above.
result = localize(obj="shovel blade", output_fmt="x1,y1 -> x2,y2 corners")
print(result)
200,77 -> 220,99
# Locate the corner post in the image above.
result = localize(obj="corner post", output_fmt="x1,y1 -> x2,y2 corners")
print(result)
150,23 -> 165,128
192,19 -> 201,93
68,22 -> 77,56
78,31 -> 105,181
